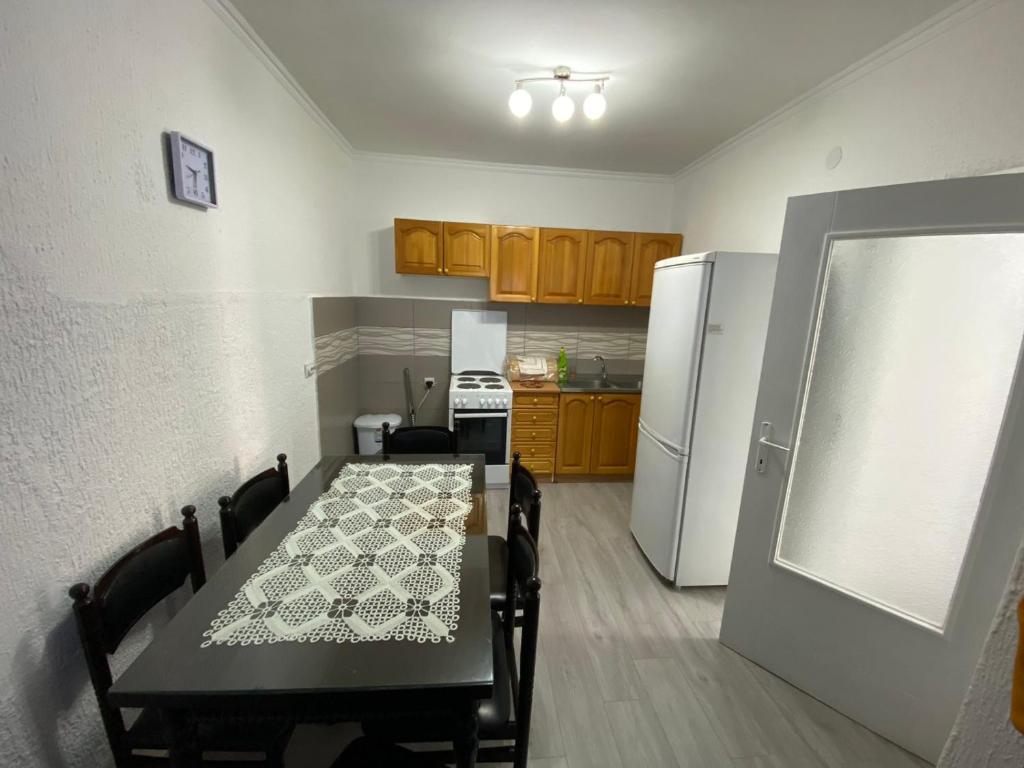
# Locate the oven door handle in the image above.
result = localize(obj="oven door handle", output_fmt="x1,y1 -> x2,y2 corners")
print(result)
452,411 -> 509,420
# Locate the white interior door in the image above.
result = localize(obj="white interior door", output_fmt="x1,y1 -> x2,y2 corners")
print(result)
720,174 -> 1024,762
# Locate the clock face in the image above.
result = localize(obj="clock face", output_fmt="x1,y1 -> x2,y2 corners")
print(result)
169,132 -> 217,208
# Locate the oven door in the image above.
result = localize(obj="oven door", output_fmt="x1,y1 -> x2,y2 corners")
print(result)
451,410 -> 508,465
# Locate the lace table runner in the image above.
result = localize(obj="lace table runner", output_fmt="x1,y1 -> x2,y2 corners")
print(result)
201,462 -> 474,647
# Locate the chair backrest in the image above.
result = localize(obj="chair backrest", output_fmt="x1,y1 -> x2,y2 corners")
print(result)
501,505 -> 542,768
218,453 -> 290,558
509,452 -> 542,545
69,506 -> 206,764
381,423 -> 457,455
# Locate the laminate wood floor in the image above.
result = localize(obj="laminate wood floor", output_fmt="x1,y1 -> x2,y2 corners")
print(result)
482,481 -> 931,768
287,482 -> 932,767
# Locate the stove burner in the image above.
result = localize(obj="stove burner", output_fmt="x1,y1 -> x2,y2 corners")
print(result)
456,376 -> 476,382
457,383 -> 481,390
479,377 -> 501,383
485,384 -> 504,389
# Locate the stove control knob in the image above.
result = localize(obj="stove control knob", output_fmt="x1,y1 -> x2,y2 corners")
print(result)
501,397 -> 509,407
483,397 -> 492,407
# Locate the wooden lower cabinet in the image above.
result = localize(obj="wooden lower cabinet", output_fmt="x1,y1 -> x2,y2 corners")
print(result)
511,383 -> 560,478
591,394 -> 641,474
555,392 -> 641,477
555,394 -> 595,475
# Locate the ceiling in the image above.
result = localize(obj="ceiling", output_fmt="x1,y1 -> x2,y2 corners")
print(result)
231,0 -> 959,174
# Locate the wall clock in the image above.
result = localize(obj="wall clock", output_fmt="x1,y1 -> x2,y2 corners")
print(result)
169,131 -> 218,208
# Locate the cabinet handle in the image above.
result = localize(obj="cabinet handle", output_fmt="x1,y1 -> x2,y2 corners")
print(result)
590,396 -> 595,401
623,299 -> 629,304
577,299 -> 582,304
597,396 -> 603,401
531,416 -> 537,422
436,268 -> 442,273
444,268 -> 449,273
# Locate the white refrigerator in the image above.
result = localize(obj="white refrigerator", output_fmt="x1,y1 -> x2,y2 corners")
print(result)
629,251 -> 777,586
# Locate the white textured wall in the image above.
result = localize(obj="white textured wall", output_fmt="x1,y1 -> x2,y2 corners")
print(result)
940,546 -> 1024,766
670,0 -> 1024,254
666,1 -> 1024,763
0,1 -> 353,764
351,154 -> 675,299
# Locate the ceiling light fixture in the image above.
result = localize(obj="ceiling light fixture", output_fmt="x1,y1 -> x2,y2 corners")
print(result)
583,82 -> 607,120
552,83 -> 575,123
508,83 -> 532,118
509,66 -> 610,123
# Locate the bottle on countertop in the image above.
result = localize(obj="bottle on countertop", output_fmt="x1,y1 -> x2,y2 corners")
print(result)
557,347 -> 569,384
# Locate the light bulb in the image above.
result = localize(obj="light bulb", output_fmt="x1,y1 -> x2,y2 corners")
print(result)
583,84 -> 607,120
508,85 -> 532,118
551,84 -> 575,123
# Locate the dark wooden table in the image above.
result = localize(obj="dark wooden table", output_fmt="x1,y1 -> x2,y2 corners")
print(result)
109,454 -> 493,767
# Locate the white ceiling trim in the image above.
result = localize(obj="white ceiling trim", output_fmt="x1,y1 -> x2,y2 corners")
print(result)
352,150 -> 674,184
673,0 -> 998,182
205,0 -> 355,156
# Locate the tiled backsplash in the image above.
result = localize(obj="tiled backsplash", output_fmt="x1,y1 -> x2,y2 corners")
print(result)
312,296 -> 650,439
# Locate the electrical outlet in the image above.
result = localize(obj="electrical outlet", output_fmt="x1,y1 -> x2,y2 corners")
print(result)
424,377 -> 435,389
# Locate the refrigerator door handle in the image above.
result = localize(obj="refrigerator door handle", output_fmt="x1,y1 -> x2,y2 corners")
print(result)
755,420 -> 791,474
638,422 -> 686,459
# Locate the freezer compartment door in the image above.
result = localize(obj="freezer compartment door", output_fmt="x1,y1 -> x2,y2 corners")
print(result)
629,424 -> 688,579
638,260 -> 712,452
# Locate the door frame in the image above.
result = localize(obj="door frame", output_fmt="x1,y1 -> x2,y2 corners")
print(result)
720,173 -> 1024,761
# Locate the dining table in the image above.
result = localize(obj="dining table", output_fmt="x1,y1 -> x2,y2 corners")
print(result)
108,453 -> 494,767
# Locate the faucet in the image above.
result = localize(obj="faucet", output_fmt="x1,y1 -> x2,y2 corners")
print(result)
593,355 -> 607,383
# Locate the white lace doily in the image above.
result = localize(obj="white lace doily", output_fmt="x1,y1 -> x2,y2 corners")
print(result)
201,462 -> 474,647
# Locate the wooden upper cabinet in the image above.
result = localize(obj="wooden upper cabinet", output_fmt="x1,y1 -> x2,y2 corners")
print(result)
630,232 -> 683,306
584,231 -> 635,306
591,394 -> 641,474
442,221 -> 490,277
394,219 -> 443,275
537,228 -> 587,304
490,226 -> 540,302
555,394 -> 595,475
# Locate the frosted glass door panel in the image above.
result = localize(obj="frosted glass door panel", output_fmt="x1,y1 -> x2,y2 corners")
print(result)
774,233 -> 1024,630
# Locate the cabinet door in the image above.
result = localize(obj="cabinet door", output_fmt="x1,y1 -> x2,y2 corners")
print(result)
537,228 -> 587,304
555,394 -> 595,475
630,233 -> 683,306
394,219 -> 443,275
584,231 -> 635,305
443,221 -> 490,277
591,394 -> 641,474
490,226 -> 539,302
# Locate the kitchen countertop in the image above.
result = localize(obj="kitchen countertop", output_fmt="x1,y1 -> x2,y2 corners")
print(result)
511,377 -> 643,395
510,380 -> 560,394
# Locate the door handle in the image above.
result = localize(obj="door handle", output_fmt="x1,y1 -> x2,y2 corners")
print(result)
755,421 -> 791,474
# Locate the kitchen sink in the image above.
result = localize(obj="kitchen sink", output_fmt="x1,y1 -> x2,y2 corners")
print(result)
559,376 -> 642,393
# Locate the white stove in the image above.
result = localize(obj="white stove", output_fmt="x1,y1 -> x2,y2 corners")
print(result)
448,310 -> 512,487
448,373 -> 513,410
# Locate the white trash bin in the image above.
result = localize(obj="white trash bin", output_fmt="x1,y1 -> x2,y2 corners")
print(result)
354,413 -> 401,455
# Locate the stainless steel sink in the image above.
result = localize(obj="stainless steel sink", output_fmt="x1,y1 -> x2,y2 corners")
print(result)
559,376 -> 642,393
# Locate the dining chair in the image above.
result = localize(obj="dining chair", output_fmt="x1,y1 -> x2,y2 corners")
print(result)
218,453 -> 290,559
68,506 -> 292,767
490,453 -> 542,616
362,505 -> 542,768
381,422 -> 458,455
331,737 -> 448,767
